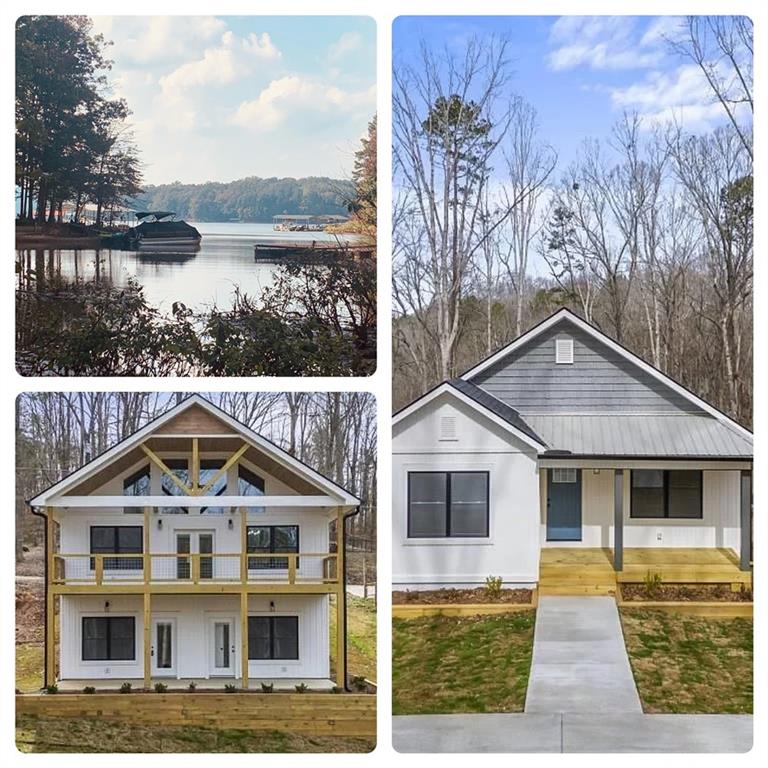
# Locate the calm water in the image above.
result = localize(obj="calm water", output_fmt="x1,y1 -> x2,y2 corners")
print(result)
16,222 -> 357,313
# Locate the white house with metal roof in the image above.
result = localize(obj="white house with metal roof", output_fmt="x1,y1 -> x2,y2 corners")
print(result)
30,395 -> 360,690
392,309 -> 752,592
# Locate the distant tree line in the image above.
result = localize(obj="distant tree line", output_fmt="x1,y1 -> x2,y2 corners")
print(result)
15,16 -> 142,226
132,176 -> 354,223
393,18 -> 753,427
16,392 -> 376,561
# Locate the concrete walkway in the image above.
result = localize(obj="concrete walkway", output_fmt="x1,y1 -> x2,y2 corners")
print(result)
525,595 -> 642,714
393,713 -> 753,753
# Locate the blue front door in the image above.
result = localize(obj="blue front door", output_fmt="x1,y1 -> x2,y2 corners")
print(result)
547,469 -> 582,541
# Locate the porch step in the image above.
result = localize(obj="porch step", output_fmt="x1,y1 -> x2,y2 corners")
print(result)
538,584 -> 617,596
539,568 -> 616,581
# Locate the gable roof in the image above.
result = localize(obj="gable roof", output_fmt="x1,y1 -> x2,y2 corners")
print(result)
462,308 -> 752,441
29,395 -> 360,507
393,380 -> 547,452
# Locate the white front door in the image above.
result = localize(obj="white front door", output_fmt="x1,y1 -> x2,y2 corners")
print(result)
175,531 -> 215,580
151,617 -> 177,677
209,617 -> 235,676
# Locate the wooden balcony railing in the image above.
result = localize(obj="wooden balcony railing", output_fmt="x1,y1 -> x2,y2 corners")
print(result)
52,552 -> 338,587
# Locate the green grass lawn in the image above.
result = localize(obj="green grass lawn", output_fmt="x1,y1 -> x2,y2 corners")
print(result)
392,612 -> 535,715
330,595 -> 377,682
620,609 -> 753,714
16,643 -> 44,693
16,715 -> 374,753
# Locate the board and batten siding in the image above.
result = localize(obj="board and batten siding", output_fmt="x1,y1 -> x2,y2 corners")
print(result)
59,593 -> 329,681
393,392 -> 540,588
539,469 -> 742,554
471,320 -> 705,414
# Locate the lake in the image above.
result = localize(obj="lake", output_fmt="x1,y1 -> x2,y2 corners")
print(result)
16,222 -> 358,313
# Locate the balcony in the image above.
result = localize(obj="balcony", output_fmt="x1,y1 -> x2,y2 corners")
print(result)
51,552 -> 339,592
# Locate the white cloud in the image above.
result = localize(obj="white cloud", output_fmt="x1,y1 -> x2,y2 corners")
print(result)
609,63 -> 749,130
93,16 -> 226,65
231,76 -> 375,133
328,31 -> 364,61
159,31 -> 281,93
547,16 -> 664,71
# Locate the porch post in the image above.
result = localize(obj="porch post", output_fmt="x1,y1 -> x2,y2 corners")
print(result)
240,590 -> 249,689
740,470 -> 752,571
613,470 -> 624,572
143,591 -> 151,689
45,508 -> 56,688
336,508 -> 346,689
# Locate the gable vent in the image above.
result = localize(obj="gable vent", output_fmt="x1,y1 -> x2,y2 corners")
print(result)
555,337 -> 574,364
439,415 -> 458,441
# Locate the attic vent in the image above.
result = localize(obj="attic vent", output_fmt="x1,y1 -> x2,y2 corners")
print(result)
439,415 -> 458,441
555,337 -> 574,364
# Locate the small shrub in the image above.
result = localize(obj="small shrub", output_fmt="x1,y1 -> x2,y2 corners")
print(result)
351,675 -> 367,692
485,575 -> 503,600
82,686 -> 96,695
294,683 -> 308,693
187,681 -> 197,692
260,682 -> 274,693
331,685 -> 343,694
119,682 -> 132,694
224,683 -> 238,693
45,684 -> 58,694
643,571 -> 663,599
154,682 -> 168,693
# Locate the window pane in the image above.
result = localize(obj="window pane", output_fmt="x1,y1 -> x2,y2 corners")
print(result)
408,473 -> 447,537
631,470 -> 665,517
248,617 -> 271,660
272,617 -> 299,659
82,617 -> 108,660
238,467 -> 265,495
273,526 -> 299,551
109,617 -> 135,660
247,526 -> 271,551
161,459 -> 189,514
200,460 -> 226,514
123,467 -> 150,496
91,527 -> 115,552
156,622 -> 173,669
117,527 -> 143,553
450,473 -> 488,536
668,470 -> 702,518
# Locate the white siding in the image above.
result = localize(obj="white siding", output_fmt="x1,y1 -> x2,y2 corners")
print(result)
539,469 -> 742,553
393,393 -> 540,588
59,593 -> 329,681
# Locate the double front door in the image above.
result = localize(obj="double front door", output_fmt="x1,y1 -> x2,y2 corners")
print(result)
175,531 -> 214,580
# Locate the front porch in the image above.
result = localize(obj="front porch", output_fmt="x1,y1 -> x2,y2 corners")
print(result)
539,547 -> 751,595
56,676 -> 336,692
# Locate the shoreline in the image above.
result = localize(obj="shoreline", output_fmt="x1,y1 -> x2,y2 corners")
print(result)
16,235 -> 103,248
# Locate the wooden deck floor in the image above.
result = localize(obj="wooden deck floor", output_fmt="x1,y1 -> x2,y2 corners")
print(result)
539,548 -> 749,595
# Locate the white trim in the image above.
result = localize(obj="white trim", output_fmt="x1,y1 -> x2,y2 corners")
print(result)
461,308 -> 753,441
392,383 -> 546,452
539,458 -> 752,471
45,495 -> 342,509
30,395 -> 360,507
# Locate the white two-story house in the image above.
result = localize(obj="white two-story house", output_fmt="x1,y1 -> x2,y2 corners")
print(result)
29,395 -> 360,690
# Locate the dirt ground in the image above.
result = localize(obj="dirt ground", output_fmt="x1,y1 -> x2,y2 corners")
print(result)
621,583 -> 753,602
392,587 -> 533,605
16,545 -> 44,577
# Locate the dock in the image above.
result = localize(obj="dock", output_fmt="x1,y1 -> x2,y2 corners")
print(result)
253,239 -> 374,262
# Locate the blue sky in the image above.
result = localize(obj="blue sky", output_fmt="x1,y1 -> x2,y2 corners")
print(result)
93,16 -> 376,185
394,15 -> 746,171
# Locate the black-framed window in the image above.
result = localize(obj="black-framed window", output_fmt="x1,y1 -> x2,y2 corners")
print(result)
247,525 -> 299,569
200,459 -> 227,514
238,466 -> 265,512
82,616 -> 135,661
160,459 -> 189,514
630,470 -> 703,519
122,466 -> 150,514
248,616 -> 298,660
90,526 -> 143,570
407,471 -> 489,538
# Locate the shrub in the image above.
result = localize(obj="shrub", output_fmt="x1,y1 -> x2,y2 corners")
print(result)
45,684 -> 58,694
224,683 -> 238,693
187,681 -> 197,692
82,686 -> 96,695
260,682 -> 274,693
294,683 -> 308,693
154,682 -> 168,693
643,571 -> 663,598
119,682 -> 132,694
351,675 -> 367,692
485,575 -> 503,599
331,685 -> 343,694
